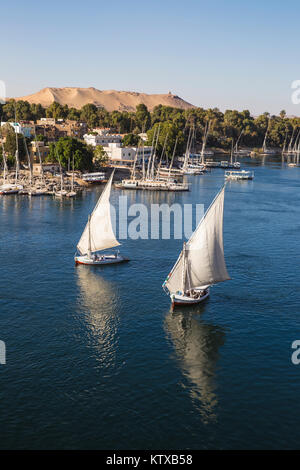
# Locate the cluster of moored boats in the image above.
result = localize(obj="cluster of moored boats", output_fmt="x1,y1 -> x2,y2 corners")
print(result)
114,125 -> 246,191
0,173 -> 82,197
0,135 -> 84,197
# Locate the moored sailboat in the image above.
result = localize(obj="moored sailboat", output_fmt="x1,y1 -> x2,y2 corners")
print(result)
75,170 -> 128,265
162,185 -> 230,306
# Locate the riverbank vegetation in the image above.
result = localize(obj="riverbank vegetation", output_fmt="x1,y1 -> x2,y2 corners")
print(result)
1,99 -> 300,168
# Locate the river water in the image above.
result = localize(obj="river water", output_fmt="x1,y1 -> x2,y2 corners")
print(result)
0,156 -> 300,449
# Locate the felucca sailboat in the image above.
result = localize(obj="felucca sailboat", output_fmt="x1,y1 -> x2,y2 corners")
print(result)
75,170 -> 128,265
162,185 -> 230,306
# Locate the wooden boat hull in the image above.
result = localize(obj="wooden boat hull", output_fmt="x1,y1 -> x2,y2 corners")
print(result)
171,289 -> 210,306
75,254 -> 129,265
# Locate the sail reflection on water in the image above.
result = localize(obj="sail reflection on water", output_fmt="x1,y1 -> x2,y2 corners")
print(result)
76,267 -> 120,367
164,310 -> 225,422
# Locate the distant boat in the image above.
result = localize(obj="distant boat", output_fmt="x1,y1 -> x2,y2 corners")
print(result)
162,186 -> 230,307
0,183 -> 23,195
82,172 -> 107,184
75,170 -> 129,265
205,159 -> 221,168
225,170 -> 254,180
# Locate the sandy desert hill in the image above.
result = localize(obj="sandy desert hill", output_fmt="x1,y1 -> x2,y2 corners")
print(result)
14,87 -> 195,112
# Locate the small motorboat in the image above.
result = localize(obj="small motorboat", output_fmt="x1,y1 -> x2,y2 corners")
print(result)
225,170 -> 254,180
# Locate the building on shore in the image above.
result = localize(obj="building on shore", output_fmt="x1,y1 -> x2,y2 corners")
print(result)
84,129 -> 123,147
36,118 -> 88,141
30,141 -> 50,163
32,162 -> 60,176
103,142 -> 152,163
1,121 -> 34,138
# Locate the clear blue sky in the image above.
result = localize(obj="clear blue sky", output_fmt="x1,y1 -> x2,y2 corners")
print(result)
2,0 -> 300,115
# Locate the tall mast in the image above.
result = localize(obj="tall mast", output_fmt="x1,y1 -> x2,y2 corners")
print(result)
156,132 -> 169,178
1,141 -> 8,183
142,143 -> 145,180
201,121 -> 210,165
183,126 -> 192,170
131,140 -> 139,180
146,126 -> 157,179
34,127 -> 44,184
71,153 -> 74,191
168,136 -> 178,180
14,108 -> 20,183
54,144 -> 63,191
181,242 -> 187,293
262,118 -> 270,152
151,123 -> 160,179
230,139 -> 234,164
293,130 -> 300,152
22,134 -> 32,186
234,129 -> 243,153
88,214 -> 92,259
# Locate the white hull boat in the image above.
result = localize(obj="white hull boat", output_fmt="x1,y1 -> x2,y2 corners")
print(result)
171,288 -> 210,306
180,165 -> 203,175
288,163 -> 298,167
55,190 -> 68,197
75,170 -> 128,266
0,183 -> 23,195
163,186 -> 230,307
75,253 -> 129,265
225,170 -> 254,180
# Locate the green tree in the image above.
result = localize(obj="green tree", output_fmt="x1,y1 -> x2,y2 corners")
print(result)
122,133 -> 139,146
67,107 -> 81,121
48,137 -> 93,171
4,131 -> 27,162
30,103 -> 46,120
46,101 -> 67,120
146,122 -> 185,160
80,104 -> 99,128
135,104 -> 151,131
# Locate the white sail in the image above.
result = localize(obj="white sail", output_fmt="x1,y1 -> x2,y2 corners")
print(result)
77,171 -> 120,255
164,186 -> 230,294
163,251 -> 184,294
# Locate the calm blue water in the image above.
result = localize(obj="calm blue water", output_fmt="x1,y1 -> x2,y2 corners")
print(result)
1,156 -> 300,449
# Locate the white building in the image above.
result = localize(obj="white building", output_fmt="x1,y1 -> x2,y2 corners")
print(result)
1,121 -> 34,138
84,129 -> 122,147
103,143 -> 152,163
